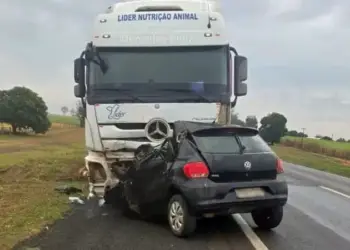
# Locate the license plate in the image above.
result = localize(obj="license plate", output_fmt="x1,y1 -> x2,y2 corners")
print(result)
235,188 -> 265,198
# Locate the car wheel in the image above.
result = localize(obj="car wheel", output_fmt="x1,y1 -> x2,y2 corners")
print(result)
168,195 -> 196,237
251,206 -> 283,230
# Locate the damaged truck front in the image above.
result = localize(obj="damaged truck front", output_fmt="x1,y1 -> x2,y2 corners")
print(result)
72,0 -> 248,203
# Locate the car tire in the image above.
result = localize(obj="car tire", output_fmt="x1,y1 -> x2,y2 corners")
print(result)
251,206 -> 283,230
168,195 -> 196,237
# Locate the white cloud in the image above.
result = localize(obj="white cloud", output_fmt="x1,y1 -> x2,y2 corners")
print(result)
303,5 -> 343,30
267,0 -> 303,16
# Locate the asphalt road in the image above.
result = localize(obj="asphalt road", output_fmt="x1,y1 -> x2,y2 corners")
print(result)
14,163 -> 350,250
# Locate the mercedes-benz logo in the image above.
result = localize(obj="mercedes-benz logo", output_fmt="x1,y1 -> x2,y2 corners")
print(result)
144,118 -> 170,142
244,161 -> 252,171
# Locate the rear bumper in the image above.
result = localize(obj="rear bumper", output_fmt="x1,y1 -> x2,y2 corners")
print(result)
179,178 -> 288,216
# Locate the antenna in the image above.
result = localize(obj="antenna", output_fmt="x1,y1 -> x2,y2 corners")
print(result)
205,0 -> 212,28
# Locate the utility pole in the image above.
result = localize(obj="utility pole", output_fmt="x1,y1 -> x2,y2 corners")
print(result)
301,128 -> 306,147
216,103 -> 231,125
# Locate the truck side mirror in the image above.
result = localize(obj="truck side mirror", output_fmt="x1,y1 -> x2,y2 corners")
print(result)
233,55 -> 248,96
74,58 -> 85,83
74,58 -> 86,98
74,84 -> 85,98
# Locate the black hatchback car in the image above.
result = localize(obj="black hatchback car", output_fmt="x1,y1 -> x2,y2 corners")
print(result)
112,121 -> 288,237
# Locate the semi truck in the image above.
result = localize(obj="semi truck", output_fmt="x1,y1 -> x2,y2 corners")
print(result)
73,0 -> 248,200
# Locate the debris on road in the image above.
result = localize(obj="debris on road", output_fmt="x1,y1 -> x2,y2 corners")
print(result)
55,185 -> 83,195
68,196 -> 85,205
98,198 -> 105,207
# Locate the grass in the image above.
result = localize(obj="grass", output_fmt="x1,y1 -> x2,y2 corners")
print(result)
0,125 -> 85,250
281,136 -> 350,160
283,136 -> 350,151
272,145 -> 350,178
48,114 -> 80,126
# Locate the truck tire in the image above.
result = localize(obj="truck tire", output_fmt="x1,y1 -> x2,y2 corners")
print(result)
167,195 -> 196,237
251,206 -> 283,230
104,186 -> 121,206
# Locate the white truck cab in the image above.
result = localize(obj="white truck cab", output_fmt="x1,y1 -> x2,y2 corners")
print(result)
73,0 -> 248,198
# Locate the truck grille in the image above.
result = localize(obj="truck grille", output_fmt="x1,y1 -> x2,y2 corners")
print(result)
114,123 -> 174,130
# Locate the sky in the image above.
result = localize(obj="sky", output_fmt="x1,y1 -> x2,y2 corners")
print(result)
0,0 -> 349,139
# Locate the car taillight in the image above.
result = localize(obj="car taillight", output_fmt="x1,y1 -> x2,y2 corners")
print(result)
183,161 -> 209,179
276,158 -> 284,174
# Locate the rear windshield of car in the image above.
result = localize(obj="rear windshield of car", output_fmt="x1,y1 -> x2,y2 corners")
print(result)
192,129 -> 272,154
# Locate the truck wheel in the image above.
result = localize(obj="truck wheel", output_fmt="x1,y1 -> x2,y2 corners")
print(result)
119,197 -> 136,217
167,195 -> 196,237
251,206 -> 283,230
104,186 -> 134,216
104,186 -> 120,206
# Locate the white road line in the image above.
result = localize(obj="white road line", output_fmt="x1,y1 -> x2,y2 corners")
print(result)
232,214 -> 269,250
320,186 -> 350,199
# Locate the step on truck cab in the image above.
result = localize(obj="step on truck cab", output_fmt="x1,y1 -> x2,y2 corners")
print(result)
73,0 -> 248,198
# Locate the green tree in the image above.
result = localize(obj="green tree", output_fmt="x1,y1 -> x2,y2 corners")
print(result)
286,130 -> 298,136
0,86 -> 51,134
336,138 -> 346,142
259,112 -> 287,144
0,90 -> 11,123
75,101 -> 85,128
286,130 -> 307,138
61,106 -> 69,115
231,112 -> 245,126
245,115 -> 258,128
70,108 -> 75,116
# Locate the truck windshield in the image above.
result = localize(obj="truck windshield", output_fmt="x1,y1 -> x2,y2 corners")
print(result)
88,46 -> 229,104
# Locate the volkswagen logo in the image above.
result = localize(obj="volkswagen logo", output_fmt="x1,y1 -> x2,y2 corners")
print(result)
244,161 -> 252,171
144,118 -> 171,142
154,104 -> 160,109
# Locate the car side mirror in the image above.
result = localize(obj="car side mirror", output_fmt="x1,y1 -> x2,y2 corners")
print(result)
233,55 -> 248,96
74,58 -> 86,98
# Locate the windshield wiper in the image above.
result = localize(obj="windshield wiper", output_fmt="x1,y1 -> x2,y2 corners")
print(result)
82,45 -> 108,73
158,89 -> 211,102
92,58 -> 108,74
92,88 -> 145,102
235,135 -> 246,154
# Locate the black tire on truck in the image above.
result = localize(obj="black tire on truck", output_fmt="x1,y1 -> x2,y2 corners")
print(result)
104,185 -> 136,217
104,186 -> 120,206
